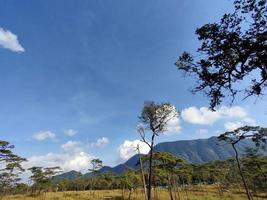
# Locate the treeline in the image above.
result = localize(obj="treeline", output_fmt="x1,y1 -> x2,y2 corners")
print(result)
45,150 -> 267,199
0,138 -> 266,200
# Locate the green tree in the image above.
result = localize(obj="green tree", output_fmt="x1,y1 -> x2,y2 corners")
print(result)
89,158 -> 103,175
242,148 -> 267,194
175,0 -> 267,110
28,166 -> 62,194
218,126 -> 266,200
145,152 -> 184,200
0,141 -> 26,196
120,168 -> 141,200
138,101 -> 178,200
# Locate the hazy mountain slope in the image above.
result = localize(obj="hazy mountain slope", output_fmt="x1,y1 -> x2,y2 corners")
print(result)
55,136 -> 258,179
153,136 -> 254,163
53,170 -> 83,181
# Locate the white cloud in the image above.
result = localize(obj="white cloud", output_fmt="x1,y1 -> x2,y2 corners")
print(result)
61,140 -> 83,153
90,137 -> 109,147
24,140 -> 94,173
224,121 -> 244,131
0,27 -> 25,52
64,129 -> 78,136
224,117 -> 257,131
32,131 -> 56,141
181,106 -> 248,125
95,137 -> 109,147
165,117 -> 182,134
118,140 -> 150,162
219,106 -> 247,118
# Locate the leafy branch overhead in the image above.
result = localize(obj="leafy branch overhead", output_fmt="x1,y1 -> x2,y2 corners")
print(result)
176,0 -> 267,109
218,126 -> 267,148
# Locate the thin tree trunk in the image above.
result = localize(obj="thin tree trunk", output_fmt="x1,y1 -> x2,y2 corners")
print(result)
128,188 -> 132,200
147,133 -> 155,200
232,144 -> 253,200
168,176 -> 174,200
137,145 -> 148,200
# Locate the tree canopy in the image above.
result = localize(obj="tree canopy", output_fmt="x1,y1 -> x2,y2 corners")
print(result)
176,0 -> 267,109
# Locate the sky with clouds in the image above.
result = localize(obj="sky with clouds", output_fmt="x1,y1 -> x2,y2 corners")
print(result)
0,0 -> 266,173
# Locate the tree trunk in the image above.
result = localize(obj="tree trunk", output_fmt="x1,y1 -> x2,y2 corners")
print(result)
137,145 -> 148,200
128,188 -> 132,200
232,144 -> 253,200
147,133 -> 155,200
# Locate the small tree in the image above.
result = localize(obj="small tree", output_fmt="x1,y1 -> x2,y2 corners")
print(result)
28,166 -> 62,194
0,141 -> 26,196
138,101 -> 178,200
143,152 -> 184,200
89,158 -> 103,175
218,126 -> 267,200
88,158 -> 103,192
120,168 -> 141,200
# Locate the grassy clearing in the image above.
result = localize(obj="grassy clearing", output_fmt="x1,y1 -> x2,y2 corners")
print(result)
2,186 -> 265,200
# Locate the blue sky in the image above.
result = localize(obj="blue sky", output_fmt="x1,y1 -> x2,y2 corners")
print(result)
0,0 -> 266,172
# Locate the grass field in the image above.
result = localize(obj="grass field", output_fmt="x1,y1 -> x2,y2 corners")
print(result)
3,185 -> 266,200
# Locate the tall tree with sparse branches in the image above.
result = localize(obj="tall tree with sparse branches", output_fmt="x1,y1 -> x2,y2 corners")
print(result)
218,126 -> 267,200
138,101 -> 178,200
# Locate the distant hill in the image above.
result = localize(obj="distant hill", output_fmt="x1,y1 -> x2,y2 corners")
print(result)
153,136 -> 254,163
53,170 -> 82,181
54,136 -> 259,180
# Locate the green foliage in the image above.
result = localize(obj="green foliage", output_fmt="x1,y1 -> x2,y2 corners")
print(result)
28,166 -> 62,194
0,140 -> 26,196
175,0 -> 267,109
139,102 -> 177,135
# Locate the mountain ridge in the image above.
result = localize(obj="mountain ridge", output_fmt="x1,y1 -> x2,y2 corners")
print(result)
54,136 -> 259,180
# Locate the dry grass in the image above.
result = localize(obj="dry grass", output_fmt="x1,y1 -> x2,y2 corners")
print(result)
2,185 -> 265,200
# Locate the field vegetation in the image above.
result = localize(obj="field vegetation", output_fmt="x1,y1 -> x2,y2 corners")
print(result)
2,185 -> 266,200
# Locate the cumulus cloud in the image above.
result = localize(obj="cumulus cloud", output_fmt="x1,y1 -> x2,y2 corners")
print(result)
32,131 -> 56,141
0,27 -> 25,52
64,129 -> 78,136
118,140 -> 150,161
165,117 -> 182,134
24,140 -> 94,173
181,106 -> 247,125
90,137 -> 109,147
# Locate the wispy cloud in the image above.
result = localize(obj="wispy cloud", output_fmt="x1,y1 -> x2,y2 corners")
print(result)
0,27 -> 25,52
90,137 -> 109,147
32,131 -> 56,141
64,129 -> 78,136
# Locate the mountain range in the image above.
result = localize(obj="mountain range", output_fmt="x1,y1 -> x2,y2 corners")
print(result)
54,136 -> 258,180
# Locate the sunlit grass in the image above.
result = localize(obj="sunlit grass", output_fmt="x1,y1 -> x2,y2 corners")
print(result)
2,185 -> 265,200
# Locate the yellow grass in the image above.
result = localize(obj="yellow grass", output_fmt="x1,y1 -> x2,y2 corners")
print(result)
2,185 -> 265,200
